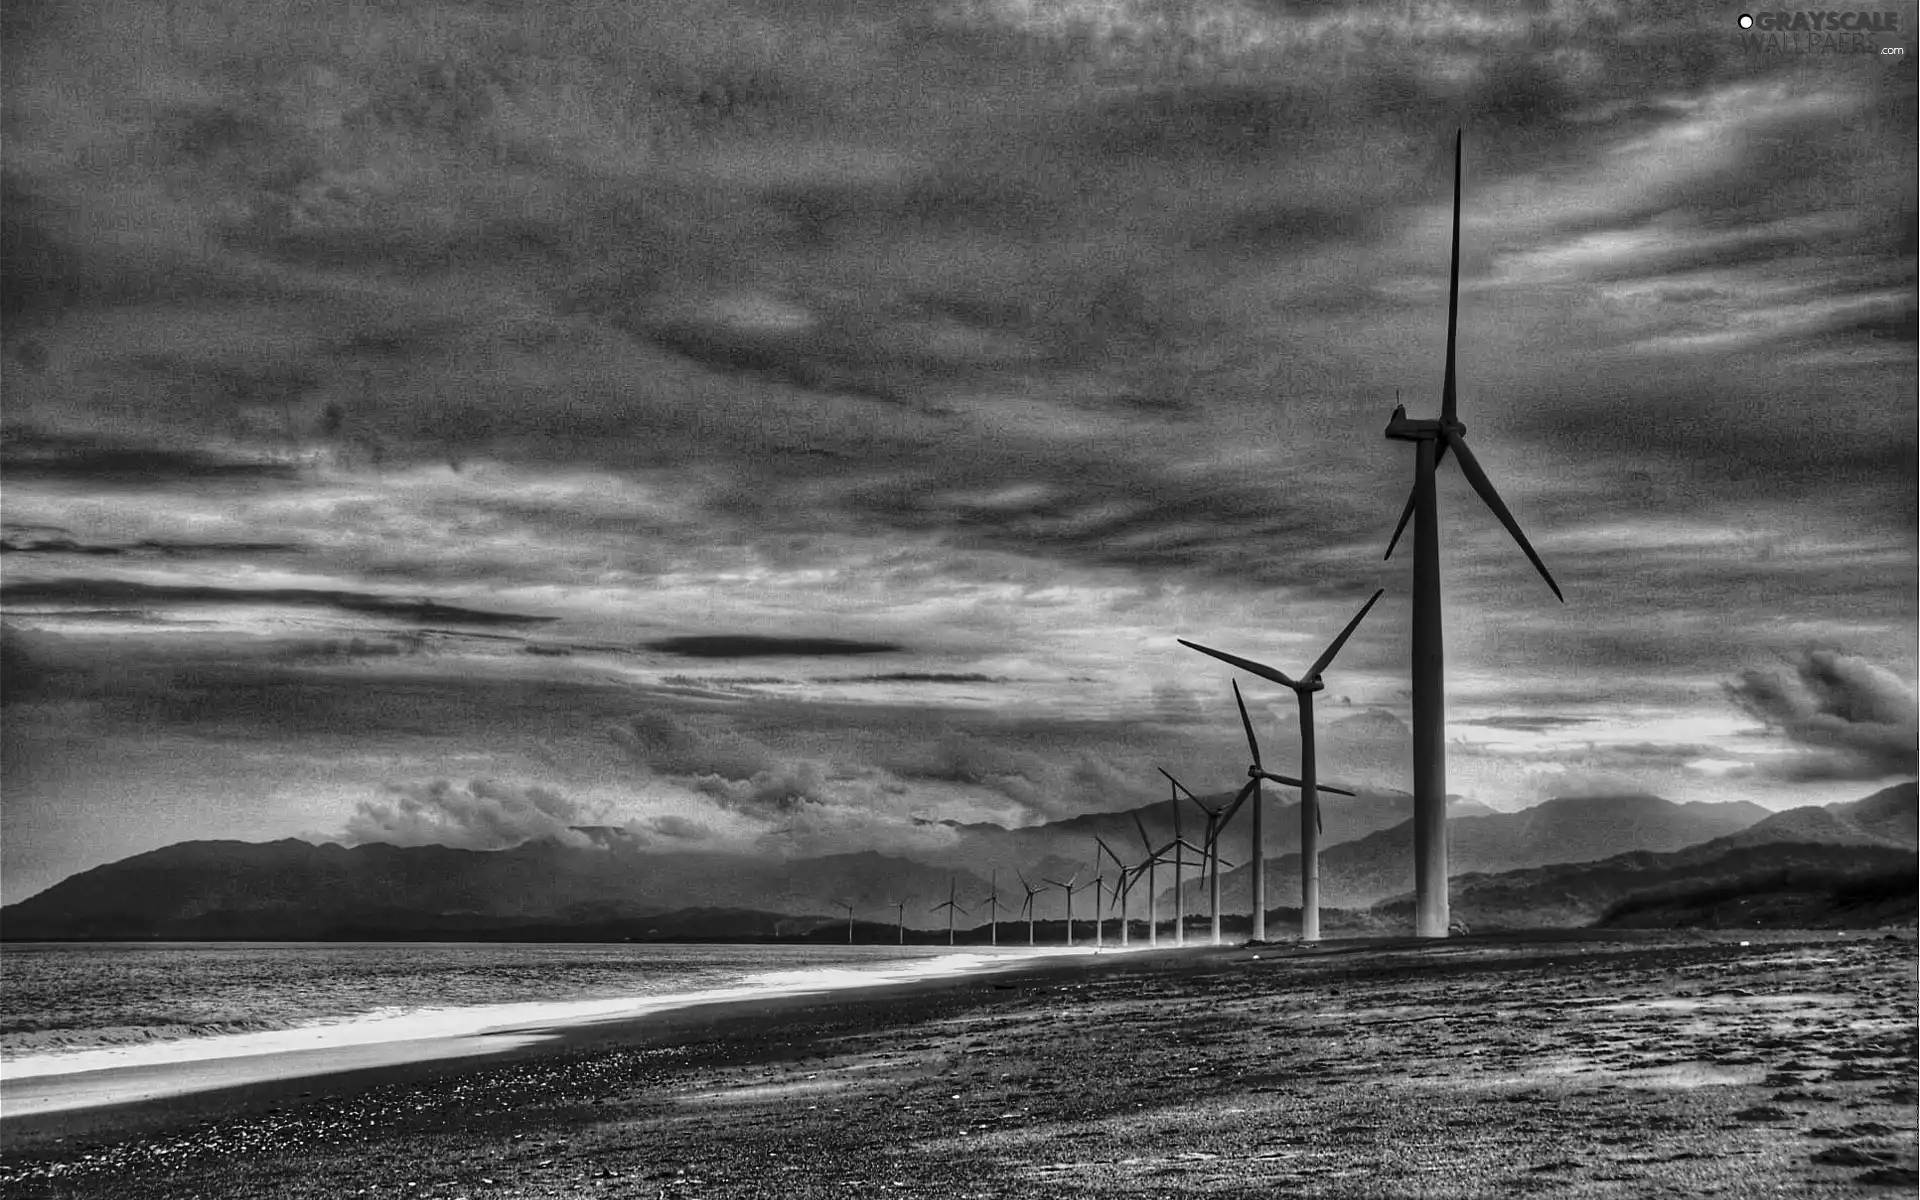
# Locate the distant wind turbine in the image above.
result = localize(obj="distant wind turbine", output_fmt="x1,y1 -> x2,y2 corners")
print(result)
887,895 -> 910,945
1158,770 -> 1241,946
1180,587 -> 1383,941
986,868 -> 1000,947
1152,772 -> 1214,947
1381,130 -> 1564,937
1041,870 -> 1095,946
1015,871 -> 1051,946
834,899 -> 857,945
930,877 -> 971,946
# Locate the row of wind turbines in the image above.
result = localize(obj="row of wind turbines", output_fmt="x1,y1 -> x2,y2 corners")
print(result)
822,131 -> 1562,946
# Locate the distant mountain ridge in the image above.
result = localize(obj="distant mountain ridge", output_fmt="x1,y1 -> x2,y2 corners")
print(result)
6,786 -> 1905,941
0,839 -> 997,940
1175,792 -> 1773,911
1364,781 -> 1917,931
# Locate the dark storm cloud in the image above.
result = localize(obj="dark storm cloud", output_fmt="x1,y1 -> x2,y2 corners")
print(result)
1724,649 -> 1918,782
0,524 -> 299,557
0,429 -> 304,486
0,578 -> 553,627
816,673 -> 1008,684
646,636 -> 901,658
613,712 -> 779,781
1459,715 -> 1599,732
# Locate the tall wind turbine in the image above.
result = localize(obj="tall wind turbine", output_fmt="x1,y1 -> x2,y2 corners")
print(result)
1086,843 -> 1108,949
986,868 -> 1001,947
1096,836 -> 1133,947
888,895 -> 910,945
1200,682 -> 1352,942
1130,812 -> 1164,946
930,877 -> 971,946
1016,871 -> 1050,946
834,899 -> 857,945
1159,770 -> 1242,946
1381,130 -> 1564,937
1180,587 -> 1383,942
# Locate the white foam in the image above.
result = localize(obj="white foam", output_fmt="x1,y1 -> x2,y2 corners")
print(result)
0,948 -> 1068,1085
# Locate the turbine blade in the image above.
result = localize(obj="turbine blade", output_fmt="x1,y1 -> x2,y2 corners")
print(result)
1306,588 -> 1386,681
1442,429 -> 1564,602
1132,810 -> 1154,854
1156,767 -> 1201,805
1315,796 -> 1324,837
1217,778 -> 1257,829
1180,640 -> 1299,690
1233,680 -> 1263,769
1383,484 -> 1416,561
1443,128 -> 1461,429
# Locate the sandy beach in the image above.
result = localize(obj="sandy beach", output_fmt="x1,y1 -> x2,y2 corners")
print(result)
3,930 -> 1915,1198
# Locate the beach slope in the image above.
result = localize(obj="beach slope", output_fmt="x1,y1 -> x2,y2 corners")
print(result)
3,931 -> 1915,1198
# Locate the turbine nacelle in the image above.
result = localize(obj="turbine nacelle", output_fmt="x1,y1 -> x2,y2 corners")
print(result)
1383,413 -> 1458,441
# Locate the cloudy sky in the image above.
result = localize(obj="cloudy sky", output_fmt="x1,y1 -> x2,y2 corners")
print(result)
3,0 -> 1915,902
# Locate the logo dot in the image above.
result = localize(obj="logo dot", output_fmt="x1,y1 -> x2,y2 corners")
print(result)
1738,13 -> 1754,27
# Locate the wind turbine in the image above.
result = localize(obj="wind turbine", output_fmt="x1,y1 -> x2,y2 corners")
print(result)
834,899 -> 857,945
1015,871 -> 1050,946
930,877 -> 971,946
1095,836 -> 1133,947
1380,130 -> 1564,937
1085,844 -> 1108,949
986,868 -> 1000,947
1153,772 -> 1215,947
1130,812 -> 1164,946
1179,587 -> 1383,942
1158,770 -> 1242,946
1193,681 -> 1353,942
887,895 -> 910,945
1041,870 -> 1093,946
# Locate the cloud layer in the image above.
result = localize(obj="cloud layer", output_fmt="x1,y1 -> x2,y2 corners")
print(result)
0,0 -> 1912,900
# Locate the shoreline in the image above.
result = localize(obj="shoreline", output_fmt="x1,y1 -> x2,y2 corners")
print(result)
4,930 -> 1913,1198
0,944 -> 1098,1122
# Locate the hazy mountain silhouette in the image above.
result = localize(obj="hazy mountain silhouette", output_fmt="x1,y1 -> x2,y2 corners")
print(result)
1359,782 -> 1917,931
1175,792 -> 1771,911
0,838 -> 995,940
938,788 -> 1487,880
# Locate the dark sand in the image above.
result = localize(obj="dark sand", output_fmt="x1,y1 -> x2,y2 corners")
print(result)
3,930 -> 1914,1198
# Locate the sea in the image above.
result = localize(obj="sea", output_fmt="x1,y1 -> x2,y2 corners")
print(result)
0,941 -> 1052,1079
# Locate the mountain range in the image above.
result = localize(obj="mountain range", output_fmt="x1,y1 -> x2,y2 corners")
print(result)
1175,791 -> 1776,911
3,784 -> 1910,940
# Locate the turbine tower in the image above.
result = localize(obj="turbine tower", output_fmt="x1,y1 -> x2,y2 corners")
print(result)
888,895 -> 910,945
987,868 -> 1000,947
1180,587 -> 1383,941
1015,871 -> 1050,946
834,899 -> 857,945
1095,836 -> 1133,947
1042,871 -> 1094,946
1158,770 -> 1241,946
930,877 -> 971,946
1203,682 -> 1352,942
1381,130 -> 1564,937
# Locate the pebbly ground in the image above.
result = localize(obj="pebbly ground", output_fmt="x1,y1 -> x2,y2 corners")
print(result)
2,929 -> 1914,1199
